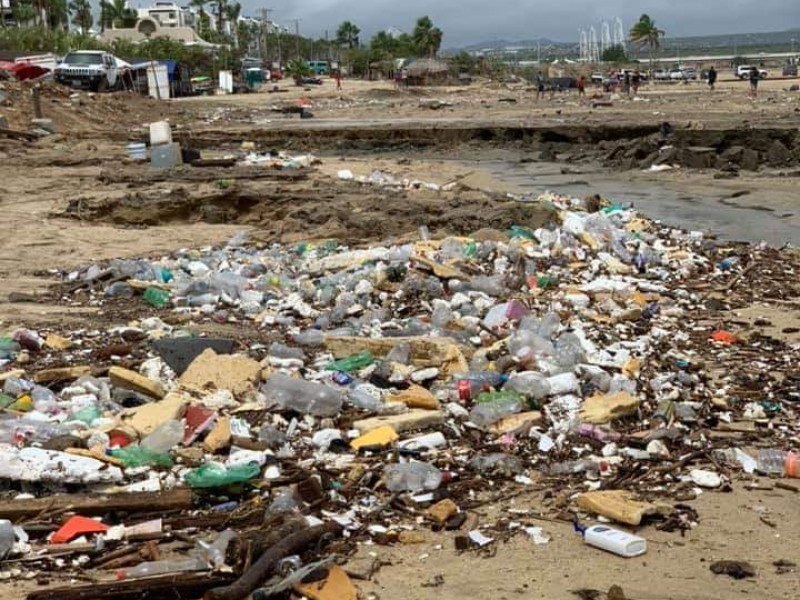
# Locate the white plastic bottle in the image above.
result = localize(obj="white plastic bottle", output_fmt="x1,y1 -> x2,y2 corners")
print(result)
580,525 -> 647,557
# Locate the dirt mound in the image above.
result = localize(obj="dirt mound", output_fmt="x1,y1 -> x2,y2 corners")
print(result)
0,79 -> 175,133
53,176 -> 552,243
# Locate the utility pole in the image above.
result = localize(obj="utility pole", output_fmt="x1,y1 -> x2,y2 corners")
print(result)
291,19 -> 301,60
258,8 -> 272,64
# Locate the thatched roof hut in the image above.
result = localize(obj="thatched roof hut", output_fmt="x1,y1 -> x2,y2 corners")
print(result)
406,58 -> 450,85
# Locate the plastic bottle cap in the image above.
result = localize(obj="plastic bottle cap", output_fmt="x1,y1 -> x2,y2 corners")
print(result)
115,570 -> 126,580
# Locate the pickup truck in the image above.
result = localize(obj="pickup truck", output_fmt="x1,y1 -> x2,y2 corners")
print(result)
735,65 -> 768,79
53,50 -> 126,92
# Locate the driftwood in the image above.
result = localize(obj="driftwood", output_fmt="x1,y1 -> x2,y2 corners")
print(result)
27,572 -> 235,600
204,522 -> 342,600
0,127 -> 36,141
0,489 -> 193,521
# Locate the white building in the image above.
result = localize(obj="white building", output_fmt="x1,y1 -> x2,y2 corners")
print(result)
136,2 -> 198,30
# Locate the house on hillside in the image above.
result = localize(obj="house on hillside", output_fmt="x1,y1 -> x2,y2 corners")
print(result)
98,17 -> 217,47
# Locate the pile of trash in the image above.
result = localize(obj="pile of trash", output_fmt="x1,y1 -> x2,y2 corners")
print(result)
0,190 -> 797,598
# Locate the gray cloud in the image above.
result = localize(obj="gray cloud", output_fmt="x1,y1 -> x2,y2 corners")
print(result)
238,0 -> 798,48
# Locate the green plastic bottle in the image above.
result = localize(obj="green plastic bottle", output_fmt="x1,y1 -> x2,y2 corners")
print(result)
69,404 -> 102,425
184,463 -> 261,488
143,287 -> 170,308
324,351 -> 374,373
112,446 -> 174,468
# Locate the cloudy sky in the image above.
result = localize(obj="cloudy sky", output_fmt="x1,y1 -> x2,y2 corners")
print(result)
237,0 -> 797,47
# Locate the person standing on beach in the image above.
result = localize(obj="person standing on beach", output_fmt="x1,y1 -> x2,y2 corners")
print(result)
631,70 -> 641,96
749,66 -> 759,98
707,66 -> 717,91
536,71 -> 545,101
577,74 -> 586,98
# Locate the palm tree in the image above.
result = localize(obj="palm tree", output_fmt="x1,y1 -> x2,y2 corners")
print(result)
629,14 -> 665,68
68,0 -> 91,33
224,0 -> 240,43
336,20 -> 359,49
412,16 -> 443,58
99,0 -> 135,30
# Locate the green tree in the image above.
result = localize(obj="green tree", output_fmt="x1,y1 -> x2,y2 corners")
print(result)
69,0 -> 92,32
224,0 -> 240,44
336,20 -> 360,49
451,50 -> 476,73
285,57 -> 311,83
47,0 -> 69,29
411,15 -> 442,58
100,0 -> 137,30
629,14 -> 664,67
12,1 -> 38,25
601,44 -> 627,63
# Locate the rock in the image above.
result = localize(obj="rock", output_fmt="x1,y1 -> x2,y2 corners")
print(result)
109,366 -> 166,399
350,425 -> 399,450
766,140 -> 791,167
410,367 -> 439,383
123,391 -> 189,437
398,530 -> 427,544
202,417 -> 231,453
152,338 -> 236,376
44,334 -> 73,350
387,384 -> 440,410
576,490 -> 658,526
353,409 -> 444,434
580,391 -> 639,424
179,349 -> 261,396
690,468 -> 722,488
740,148 -> 760,171
681,146 -> 716,169
30,118 -> 55,134
710,560 -> 756,579
427,499 -> 458,524
33,366 -> 92,384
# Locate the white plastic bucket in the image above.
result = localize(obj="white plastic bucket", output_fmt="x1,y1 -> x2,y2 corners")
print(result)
149,121 -> 172,146
127,142 -> 147,160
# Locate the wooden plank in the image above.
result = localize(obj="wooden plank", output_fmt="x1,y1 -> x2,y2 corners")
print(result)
27,572 -> 234,600
0,489 -> 193,522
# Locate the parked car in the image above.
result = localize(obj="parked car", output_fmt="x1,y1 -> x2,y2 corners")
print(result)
668,69 -> 687,80
53,50 -> 126,92
735,65 -> 768,79
652,69 -> 669,81
590,72 -> 604,84
783,63 -> 798,77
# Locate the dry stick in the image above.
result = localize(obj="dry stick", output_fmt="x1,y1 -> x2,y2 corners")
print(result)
203,522 -> 342,600
701,262 -> 758,300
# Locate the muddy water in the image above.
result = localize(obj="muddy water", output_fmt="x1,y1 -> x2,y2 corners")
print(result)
458,160 -> 800,246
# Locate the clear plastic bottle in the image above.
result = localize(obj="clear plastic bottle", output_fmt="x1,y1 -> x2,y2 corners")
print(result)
261,374 -> 343,417
469,395 -> 523,428
384,462 -> 443,492
116,555 -> 207,580
140,419 -> 184,453
757,449 -> 799,477
548,459 -> 605,475
290,329 -> 324,347
0,520 -> 14,560
503,372 -> 551,401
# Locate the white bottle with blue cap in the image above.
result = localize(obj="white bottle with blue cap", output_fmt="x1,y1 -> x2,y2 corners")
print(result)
574,520 -> 647,557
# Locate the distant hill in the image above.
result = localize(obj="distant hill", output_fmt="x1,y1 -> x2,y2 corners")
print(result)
450,29 -> 799,54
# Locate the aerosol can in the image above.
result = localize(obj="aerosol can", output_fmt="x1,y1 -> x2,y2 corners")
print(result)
574,520 -> 647,557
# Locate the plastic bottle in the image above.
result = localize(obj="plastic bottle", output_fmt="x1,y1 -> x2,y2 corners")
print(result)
384,462 -> 443,492
268,342 -> 305,361
503,372 -> 551,401
116,555 -> 207,580
469,453 -> 523,474
548,459 -> 605,475
140,419 -> 183,453
111,446 -> 174,468
576,523 -> 647,558
143,287 -> 170,308
184,463 -> 261,488
291,329 -> 324,347
325,351 -> 373,373
262,374 -> 343,417
469,394 -> 523,428
757,449 -> 800,477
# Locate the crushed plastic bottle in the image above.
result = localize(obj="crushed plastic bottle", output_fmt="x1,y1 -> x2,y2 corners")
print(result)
470,453 -> 524,474
325,351 -> 373,373
757,449 -> 799,477
143,287 -> 170,308
0,520 -> 14,560
384,462 -> 443,492
469,393 -> 523,428
140,419 -> 183,453
111,446 -> 174,468
262,373 -> 343,417
184,463 -> 261,488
